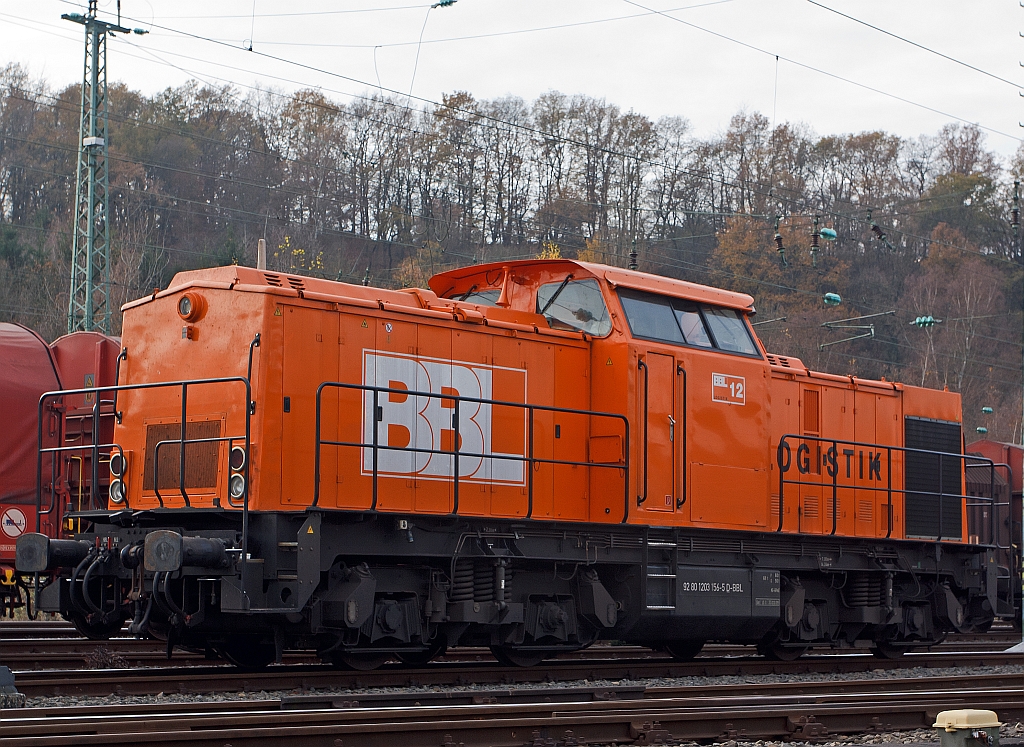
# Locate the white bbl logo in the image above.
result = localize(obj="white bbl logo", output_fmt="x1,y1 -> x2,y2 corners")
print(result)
362,352 -> 526,484
1,507 -> 27,538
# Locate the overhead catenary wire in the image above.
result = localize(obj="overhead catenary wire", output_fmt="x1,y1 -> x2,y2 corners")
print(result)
60,0 -> 1022,152
804,0 -> 1023,91
617,0 -> 1022,144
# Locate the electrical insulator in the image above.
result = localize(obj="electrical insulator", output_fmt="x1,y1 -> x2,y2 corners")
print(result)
1012,180 -> 1020,236
774,217 -> 787,267
810,215 -> 820,267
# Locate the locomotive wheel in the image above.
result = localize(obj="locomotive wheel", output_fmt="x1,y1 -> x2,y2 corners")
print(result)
329,652 -> 391,671
68,611 -> 126,641
396,635 -> 447,666
870,641 -> 905,660
663,640 -> 705,661
757,639 -> 808,661
490,645 -> 547,667
217,638 -> 276,670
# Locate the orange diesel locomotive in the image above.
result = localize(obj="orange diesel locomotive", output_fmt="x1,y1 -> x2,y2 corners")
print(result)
18,259 -> 1010,666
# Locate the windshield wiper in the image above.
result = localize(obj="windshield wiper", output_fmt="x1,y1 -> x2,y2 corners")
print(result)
538,274 -> 574,316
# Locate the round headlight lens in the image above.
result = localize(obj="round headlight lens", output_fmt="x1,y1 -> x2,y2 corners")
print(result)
178,296 -> 192,318
109,479 -> 126,504
109,452 -> 125,478
229,446 -> 246,472
228,474 -> 246,500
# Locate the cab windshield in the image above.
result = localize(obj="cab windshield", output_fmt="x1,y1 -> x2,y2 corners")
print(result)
618,288 -> 759,356
537,278 -> 612,337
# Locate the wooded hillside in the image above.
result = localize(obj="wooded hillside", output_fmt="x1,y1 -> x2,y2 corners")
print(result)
1,63 -> 1021,440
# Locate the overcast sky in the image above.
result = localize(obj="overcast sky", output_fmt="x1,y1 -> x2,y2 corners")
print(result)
1,0 -> 1021,161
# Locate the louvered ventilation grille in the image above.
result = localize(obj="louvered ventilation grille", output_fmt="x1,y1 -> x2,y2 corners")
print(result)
287,277 -> 305,291
858,500 -> 873,522
143,421 -> 221,490
905,416 -> 963,539
766,354 -> 792,367
264,273 -> 283,287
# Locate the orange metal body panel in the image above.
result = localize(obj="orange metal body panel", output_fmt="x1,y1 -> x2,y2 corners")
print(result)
114,261 -> 965,544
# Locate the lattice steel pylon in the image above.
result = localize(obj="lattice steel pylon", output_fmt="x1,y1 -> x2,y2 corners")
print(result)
62,2 -> 133,333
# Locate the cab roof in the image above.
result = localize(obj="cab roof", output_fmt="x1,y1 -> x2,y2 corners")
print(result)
429,259 -> 756,312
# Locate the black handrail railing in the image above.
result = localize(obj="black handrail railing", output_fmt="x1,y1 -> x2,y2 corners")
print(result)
313,381 -> 630,524
152,435 -> 246,508
637,359 -> 648,507
676,364 -> 686,509
36,375 -> 253,523
775,433 -> 1005,546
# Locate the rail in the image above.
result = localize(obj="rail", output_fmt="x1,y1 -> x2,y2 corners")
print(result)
775,433 -> 1006,546
313,382 -> 630,523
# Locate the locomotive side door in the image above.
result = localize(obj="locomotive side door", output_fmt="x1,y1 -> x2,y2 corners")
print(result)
281,304 -> 339,506
637,350 -> 678,513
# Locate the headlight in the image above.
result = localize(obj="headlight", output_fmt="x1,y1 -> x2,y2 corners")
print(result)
229,446 -> 246,471
109,452 -> 125,478
176,291 -> 207,322
228,474 -> 246,500
109,479 -> 126,504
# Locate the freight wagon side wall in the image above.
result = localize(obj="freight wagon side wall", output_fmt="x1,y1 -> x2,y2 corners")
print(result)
0,323 -> 61,563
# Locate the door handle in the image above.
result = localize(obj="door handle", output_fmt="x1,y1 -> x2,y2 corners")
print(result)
668,415 -> 675,442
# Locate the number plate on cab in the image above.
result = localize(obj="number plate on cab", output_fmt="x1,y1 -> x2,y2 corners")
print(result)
712,373 -> 745,405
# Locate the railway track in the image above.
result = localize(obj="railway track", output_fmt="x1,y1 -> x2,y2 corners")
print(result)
6,619 -> 1019,640
2,621 -> 1019,670
10,650 -> 1024,699
3,671 -> 1023,746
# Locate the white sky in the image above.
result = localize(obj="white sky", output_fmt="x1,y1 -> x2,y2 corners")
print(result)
1,0 -> 1021,161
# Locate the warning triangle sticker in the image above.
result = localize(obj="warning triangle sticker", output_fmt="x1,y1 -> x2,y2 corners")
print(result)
361,319 -> 368,328
306,526 -> 314,534
274,307 -> 282,316
606,358 -> 613,366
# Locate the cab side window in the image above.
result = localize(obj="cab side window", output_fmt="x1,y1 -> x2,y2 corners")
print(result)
617,291 -> 683,343
703,306 -> 758,355
617,288 -> 760,357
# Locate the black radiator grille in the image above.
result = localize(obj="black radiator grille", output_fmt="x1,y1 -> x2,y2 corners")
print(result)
904,416 -> 962,539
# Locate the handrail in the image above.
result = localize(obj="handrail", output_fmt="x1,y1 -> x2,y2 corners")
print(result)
36,375 -> 253,523
776,432 -> 1004,546
637,359 -> 648,507
152,435 -> 244,508
676,364 -> 687,509
313,381 -> 631,524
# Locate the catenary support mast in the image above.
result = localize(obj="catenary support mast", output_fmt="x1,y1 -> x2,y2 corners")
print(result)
62,1 -> 134,333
